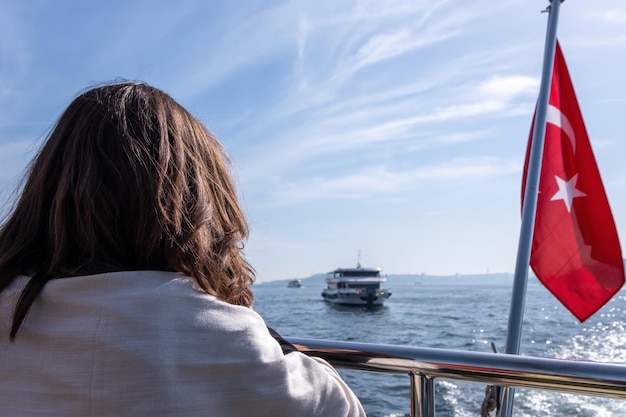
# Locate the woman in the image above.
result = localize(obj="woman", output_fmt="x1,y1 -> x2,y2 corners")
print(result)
0,82 -> 365,416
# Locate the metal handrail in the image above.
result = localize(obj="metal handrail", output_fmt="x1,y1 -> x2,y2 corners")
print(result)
289,337 -> 626,416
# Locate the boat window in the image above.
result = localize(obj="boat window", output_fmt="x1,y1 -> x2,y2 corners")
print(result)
347,283 -> 380,290
338,270 -> 380,277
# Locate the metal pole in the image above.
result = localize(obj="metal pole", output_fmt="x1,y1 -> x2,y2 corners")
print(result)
410,372 -> 435,417
499,1 -> 563,416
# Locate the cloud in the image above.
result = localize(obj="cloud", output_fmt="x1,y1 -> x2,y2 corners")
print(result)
260,156 -> 521,207
168,3 -> 300,99
236,72 -> 537,185
292,2 -> 472,103
350,29 -> 456,74
589,10 -> 626,24
479,76 -> 539,99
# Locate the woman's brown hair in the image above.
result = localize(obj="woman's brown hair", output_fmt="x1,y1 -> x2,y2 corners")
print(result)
0,81 -> 255,339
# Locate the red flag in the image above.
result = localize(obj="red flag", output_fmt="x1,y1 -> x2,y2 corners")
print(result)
522,41 -> 625,322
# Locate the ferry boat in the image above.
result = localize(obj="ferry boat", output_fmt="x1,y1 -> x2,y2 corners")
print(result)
287,279 -> 302,288
321,264 -> 391,306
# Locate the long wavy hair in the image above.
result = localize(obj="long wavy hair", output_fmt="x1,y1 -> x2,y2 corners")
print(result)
0,81 -> 255,339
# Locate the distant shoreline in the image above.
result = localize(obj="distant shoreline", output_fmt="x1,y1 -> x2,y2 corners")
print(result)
254,272 -> 537,287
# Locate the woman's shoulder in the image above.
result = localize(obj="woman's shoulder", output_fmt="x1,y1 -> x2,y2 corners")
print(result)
48,269 -> 258,310
11,270 -> 270,350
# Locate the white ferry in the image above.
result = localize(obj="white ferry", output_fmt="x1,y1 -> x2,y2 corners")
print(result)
287,279 -> 302,288
321,264 -> 391,306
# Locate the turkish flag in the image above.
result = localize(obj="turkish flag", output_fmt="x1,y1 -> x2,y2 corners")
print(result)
522,41 -> 625,322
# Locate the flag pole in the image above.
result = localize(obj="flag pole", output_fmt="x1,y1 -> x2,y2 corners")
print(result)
499,1 -> 564,416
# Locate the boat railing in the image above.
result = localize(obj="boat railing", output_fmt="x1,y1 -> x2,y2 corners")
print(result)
289,337 -> 626,417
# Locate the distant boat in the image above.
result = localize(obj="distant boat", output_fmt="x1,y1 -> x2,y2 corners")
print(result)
321,264 -> 391,306
287,279 -> 302,288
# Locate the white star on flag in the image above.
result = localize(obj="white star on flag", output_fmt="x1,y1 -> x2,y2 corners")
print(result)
550,173 -> 587,212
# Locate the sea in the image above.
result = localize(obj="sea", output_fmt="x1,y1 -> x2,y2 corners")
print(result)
252,275 -> 626,417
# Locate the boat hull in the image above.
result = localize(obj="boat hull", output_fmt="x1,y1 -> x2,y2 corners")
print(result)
321,289 -> 390,306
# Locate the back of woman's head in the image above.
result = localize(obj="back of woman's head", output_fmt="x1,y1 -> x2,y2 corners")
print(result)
0,81 -> 254,338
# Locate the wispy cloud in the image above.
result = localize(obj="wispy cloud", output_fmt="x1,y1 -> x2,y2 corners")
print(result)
236,73 -> 537,183
260,156 -> 521,207
167,3 -> 300,99
589,10 -> 626,24
286,2 -> 473,113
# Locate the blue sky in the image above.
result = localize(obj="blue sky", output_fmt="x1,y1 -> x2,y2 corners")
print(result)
1,0 -> 626,282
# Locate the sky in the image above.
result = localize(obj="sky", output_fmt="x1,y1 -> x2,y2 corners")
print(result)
1,0 -> 626,282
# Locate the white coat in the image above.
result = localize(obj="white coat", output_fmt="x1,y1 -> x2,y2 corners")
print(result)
0,271 -> 366,416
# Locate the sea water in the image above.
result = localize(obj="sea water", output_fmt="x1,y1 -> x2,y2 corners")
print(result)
252,278 -> 626,417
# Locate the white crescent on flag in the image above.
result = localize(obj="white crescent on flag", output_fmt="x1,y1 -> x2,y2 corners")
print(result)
546,104 -> 576,153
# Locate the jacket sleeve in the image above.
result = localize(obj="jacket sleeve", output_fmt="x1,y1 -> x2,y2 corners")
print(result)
266,325 -> 299,354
